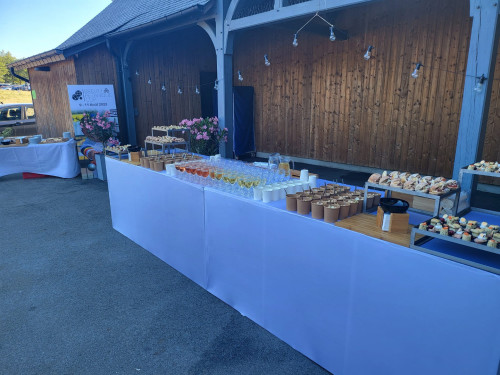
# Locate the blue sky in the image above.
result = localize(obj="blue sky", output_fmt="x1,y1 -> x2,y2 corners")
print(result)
0,0 -> 112,59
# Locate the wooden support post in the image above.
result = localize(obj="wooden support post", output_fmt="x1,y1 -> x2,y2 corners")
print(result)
453,0 -> 499,195
215,0 -> 234,158
120,41 -> 137,145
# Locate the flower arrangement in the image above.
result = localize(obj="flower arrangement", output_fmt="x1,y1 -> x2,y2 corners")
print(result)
179,116 -> 228,156
80,111 -> 119,149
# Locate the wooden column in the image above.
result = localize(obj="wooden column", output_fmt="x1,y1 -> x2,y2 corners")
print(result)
453,0 -> 499,193
118,41 -> 137,145
216,0 -> 234,158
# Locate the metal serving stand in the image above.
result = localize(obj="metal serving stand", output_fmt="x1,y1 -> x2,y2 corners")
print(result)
409,222 -> 500,275
145,127 -> 190,156
407,166 -> 500,275
458,167 -> 500,216
363,182 -> 460,217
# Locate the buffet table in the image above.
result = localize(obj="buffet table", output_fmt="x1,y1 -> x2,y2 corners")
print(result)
106,157 -> 500,375
0,140 -> 80,178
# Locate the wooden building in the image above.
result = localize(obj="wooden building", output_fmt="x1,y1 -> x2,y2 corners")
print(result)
8,0 -> 500,187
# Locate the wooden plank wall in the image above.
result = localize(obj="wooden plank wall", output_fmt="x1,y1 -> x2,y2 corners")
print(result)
233,0 -> 474,177
28,60 -> 77,138
73,43 -> 125,135
128,27 -> 217,144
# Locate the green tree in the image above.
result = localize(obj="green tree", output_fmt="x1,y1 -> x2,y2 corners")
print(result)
0,50 -> 28,84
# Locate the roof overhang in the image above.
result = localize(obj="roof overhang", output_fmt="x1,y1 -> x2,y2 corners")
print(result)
7,49 -> 65,71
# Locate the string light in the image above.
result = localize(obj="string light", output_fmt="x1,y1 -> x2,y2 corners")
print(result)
264,54 -> 271,66
411,63 -> 423,79
214,80 -> 219,90
161,83 -> 166,91
148,77 -> 152,85
473,74 -> 487,93
329,26 -> 336,42
177,86 -> 183,94
195,85 -> 200,94
238,70 -> 244,81
364,45 -> 374,60
292,34 -> 298,47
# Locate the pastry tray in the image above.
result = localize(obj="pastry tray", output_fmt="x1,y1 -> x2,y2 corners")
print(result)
410,218 -> 500,275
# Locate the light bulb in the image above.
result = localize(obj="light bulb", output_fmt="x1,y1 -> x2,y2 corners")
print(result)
214,80 -> 218,90
195,85 -> 200,94
148,78 -> 152,84
238,70 -> 243,82
411,63 -> 422,79
177,86 -> 183,94
364,46 -> 373,60
161,83 -> 166,91
329,26 -> 336,42
293,34 -> 298,47
474,75 -> 486,93
135,70 -> 139,76
264,54 -> 271,66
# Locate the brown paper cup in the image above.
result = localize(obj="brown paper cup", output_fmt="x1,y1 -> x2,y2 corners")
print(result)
324,205 -> 340,223
311,202 -> 325,219
130,151 -> 141,163
348,200 -> 358,217
356,199 -> 363,214
297,198 -> 312,215
153,160 -> 164,171
339,203 -> 350,220
286,194 -> 298,211
366,194 -> 375,209
142,158 -> 150,168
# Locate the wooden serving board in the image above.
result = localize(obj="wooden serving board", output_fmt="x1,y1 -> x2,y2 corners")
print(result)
335,213 -> 418,247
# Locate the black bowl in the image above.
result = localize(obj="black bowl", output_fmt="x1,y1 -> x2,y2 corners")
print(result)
379,197 -> 409,214
1,140 -> 11,145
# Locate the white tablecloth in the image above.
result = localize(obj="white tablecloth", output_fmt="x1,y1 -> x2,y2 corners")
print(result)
106,157 -> 500,375
0,140 -> 80,178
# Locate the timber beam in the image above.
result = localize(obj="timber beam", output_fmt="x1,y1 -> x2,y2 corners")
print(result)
452,0 -> 499,195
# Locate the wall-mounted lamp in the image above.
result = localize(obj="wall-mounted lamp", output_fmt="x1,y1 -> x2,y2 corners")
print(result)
195,85 -> 200,94
161,83 -> 166,91
292,33 -> 298,47
238,70 -> 243,82
135,70 -> 139,76
364,45 -> 374,60
329,26 -> 336,42
214,80 -> 219,90
177,86 -> 183,94
411,63 -> 423,79
473,74 -> 487,93
148,77 -> 152,84
264,54 -> 271,66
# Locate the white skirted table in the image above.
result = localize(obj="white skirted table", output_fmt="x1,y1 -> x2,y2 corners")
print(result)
0,140 -> 80,178
106,157 -> 500,375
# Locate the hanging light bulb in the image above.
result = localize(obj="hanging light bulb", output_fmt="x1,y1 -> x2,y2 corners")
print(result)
177,86 -> 183,94
238,70 -> 243,82
264,54 -> 271,66
364,45 -> 374,60
148,77 -> 152,85
161,83 -> 166,91
292,33 -> 298,47
474,74 -> 486,93
329,26 -> 336,42
195,85 -> 200,94
214,80 -> 219,90
411,63 -> 423,79
135,70 -> 139,76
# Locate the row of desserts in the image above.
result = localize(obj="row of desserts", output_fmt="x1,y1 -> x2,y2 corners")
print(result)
418,214 -> 500,248
368,171 -> 459,195
466,160 -> 500,172
152,125 -> 187,131
145,135 -> 185,144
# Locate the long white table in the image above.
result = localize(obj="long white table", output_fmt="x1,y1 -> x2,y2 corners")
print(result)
106,157 -> 500,375
0,140 -> 80,178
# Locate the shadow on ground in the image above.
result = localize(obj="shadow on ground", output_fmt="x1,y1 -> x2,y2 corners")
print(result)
0,174 -> 330,375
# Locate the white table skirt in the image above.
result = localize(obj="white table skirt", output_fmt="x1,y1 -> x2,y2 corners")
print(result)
0,140 -> 80,178
106,157 -> 500,375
